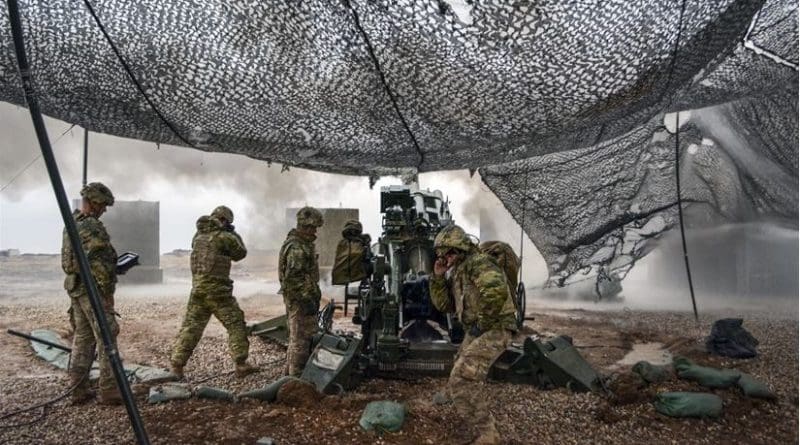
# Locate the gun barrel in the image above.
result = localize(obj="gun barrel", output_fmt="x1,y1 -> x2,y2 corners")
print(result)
7,329 -> 72,353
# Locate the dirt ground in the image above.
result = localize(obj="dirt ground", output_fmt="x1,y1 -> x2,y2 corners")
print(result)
0,254 -> 797,444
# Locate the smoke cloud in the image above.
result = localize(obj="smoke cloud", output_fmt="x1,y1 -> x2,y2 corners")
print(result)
0,102 -> 549,272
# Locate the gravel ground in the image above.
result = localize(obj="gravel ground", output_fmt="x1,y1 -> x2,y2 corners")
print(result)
0,255 -> 797,444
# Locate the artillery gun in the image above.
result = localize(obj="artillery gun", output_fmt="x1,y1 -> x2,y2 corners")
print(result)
249,185 -> 602,395
347,185 -> 464,374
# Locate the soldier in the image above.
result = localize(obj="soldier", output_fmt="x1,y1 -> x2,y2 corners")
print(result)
61,182 -> 122,405
170,206 -> 258,379
429,225 -> 518,445
279,206 -> 324,376
332,219 -> 369,285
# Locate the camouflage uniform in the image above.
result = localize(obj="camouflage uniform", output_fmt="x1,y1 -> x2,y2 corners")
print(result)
61,183 -> 119,399
279,207 -> 324,376
171,210 -> 250,371
430,225 -> 517,445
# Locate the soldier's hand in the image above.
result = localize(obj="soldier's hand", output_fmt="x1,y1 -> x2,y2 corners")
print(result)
434,257 -> 448,277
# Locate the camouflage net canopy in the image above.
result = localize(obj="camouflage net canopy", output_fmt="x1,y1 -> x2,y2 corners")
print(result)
0,0 -> 796,283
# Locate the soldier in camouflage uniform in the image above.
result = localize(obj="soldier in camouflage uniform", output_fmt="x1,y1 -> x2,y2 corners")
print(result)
278,206 -> 324,376
430,225 -> 518,445
61,182 -> 122,405
170,206 -> 258,379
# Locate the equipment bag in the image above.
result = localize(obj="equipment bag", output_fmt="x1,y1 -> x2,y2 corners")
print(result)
705,318 -> 759,359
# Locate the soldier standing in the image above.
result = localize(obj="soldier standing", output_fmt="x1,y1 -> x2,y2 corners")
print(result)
429,225 -> 518,445
61,182 -> 122,405
278,206 -> 324,376
170,206 -> 257,379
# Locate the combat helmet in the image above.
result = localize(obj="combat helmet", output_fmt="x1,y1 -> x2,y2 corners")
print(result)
211,205 -> 234,223
80,182 -> 114,206
434,224 -> 473,253
342,219 -> 363,237
296,206 -> 324,228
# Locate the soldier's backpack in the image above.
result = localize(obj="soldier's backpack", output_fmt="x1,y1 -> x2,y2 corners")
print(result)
332,222 -> 369,285
479,240 -> 520,295
332,238 -> 369,285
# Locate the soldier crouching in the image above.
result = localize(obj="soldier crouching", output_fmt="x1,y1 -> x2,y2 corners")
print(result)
429,224 -> 518,445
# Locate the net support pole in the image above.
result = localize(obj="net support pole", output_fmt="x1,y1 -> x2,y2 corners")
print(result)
82,128 -> 88,186
674,112 -> 699,322
6,1 -> 151,443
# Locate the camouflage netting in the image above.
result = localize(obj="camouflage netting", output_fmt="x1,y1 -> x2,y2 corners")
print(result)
0,0 -> 796,283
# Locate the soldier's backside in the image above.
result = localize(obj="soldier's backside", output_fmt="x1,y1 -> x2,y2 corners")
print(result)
170,214 -> 256,378
190,216 -> 247,292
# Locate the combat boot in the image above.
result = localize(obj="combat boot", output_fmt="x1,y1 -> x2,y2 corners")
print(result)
97,388 -> 123,406
170,363 -> 184,380
70,385 -> 95,405
235,362 -> 259,378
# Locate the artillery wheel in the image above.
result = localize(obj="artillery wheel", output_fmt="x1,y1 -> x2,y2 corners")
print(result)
515,282 -> 526,328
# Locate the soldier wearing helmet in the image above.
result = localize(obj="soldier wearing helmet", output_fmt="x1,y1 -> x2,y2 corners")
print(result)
61,182 -> 122,405
278,206 -> 324,376
171,206 -> 258,379
211,205 -> 234,227
430,224 -> 517,445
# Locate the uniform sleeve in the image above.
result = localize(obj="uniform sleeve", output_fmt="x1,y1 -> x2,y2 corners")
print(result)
61,228 -> 75,274
281,244 -> 309,300
429,275 -> 454,313
469,261 -> 513,332
221,231 -> 248,261
79,220 -> 115,295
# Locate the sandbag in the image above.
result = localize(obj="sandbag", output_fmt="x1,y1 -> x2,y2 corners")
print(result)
239,375 -> 296,402
737,373 -> 777,400
673,356 -> 741,389
479,240 -> 520,295
705,318 -> 759,359
654,392 -> 723,418
332,238 -> 368,285
359,401 -> 406,433
632,360 -> 671,383
195,386 -> 237,402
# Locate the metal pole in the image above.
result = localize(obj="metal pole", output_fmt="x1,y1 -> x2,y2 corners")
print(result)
518,174 -> 528,284
82,128 -> 88,186
5,2 -> 151,443
674,112 -> 699,322
7,329 -> 72,353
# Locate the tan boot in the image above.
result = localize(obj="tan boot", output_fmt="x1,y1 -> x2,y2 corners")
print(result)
170,363 -> 184,380
235,362 -> 259,378
97,388 -> 123,406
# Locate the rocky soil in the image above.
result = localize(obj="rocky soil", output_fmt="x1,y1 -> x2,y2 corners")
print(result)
0,255 -> 797,444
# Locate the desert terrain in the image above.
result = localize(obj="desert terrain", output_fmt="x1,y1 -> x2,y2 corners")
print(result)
0,253 -> 797,444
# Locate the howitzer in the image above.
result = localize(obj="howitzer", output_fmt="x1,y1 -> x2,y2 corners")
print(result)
251,185 -> 602,394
